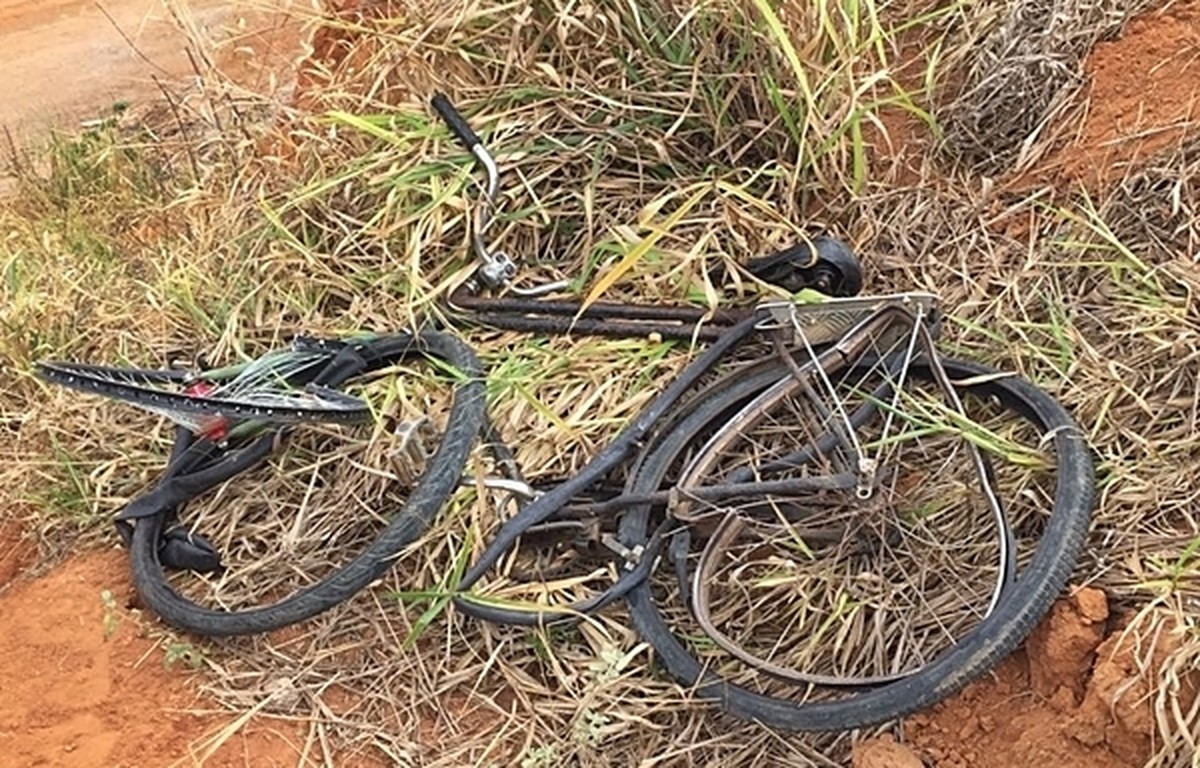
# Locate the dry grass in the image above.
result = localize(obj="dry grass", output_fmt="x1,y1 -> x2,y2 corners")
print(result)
935,0 -> 1159,176
2,0 -> 1199,766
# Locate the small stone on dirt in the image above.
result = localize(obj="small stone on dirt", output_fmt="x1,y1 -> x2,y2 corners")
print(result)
851,734 -> 924,768
1072,586 -> 1110,624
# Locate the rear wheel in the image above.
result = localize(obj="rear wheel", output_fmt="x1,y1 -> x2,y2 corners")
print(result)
620,345 -> 1093,731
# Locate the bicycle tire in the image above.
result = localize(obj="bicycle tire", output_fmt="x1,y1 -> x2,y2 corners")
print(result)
619,355 -> 1094,731
126,330 -> 487,637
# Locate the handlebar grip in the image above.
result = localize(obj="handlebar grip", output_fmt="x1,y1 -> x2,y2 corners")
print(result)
431,92 -> 482,151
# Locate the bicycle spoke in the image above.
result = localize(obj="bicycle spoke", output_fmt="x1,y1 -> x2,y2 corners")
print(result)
665,301 -> 1031,689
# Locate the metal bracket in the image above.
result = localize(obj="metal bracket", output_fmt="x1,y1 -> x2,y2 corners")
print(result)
600,533 -> 645,570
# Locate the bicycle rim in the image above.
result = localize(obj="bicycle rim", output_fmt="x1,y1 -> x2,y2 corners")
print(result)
125,330 -> 488,637
619,352 -> 1093,731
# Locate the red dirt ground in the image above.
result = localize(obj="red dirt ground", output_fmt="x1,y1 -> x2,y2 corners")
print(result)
0,0 -> 303,138
1017,0 -> 1200,193
2,529 -> 1182,768
855,586 -> 1196,768
0,526 -> 314,768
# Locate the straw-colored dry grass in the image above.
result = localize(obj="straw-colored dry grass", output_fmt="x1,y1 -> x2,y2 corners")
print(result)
935,0 -> 1159,175
2,0 -> 1199,765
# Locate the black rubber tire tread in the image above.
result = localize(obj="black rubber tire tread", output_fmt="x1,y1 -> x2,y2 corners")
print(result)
128,330 -> 487,637
619,356 -> 1094,732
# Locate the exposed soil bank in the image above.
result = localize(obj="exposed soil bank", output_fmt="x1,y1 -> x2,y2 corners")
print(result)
1028,0 -> 1200,191
0,545 -> 313,767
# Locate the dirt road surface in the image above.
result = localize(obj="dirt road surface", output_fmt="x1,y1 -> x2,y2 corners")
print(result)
0,0 -> 305,138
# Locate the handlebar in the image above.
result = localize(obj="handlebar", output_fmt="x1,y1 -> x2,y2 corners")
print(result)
431,93 -> 482,151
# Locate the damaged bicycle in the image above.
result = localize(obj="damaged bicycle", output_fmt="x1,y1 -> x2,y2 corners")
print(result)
34,94 -> 1094,732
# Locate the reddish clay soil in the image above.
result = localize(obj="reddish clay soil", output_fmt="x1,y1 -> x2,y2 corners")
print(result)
1023,0 -> 1200,192
854,587 -> 1197,768
0,531 -> 316,768
4,525 -> 1185,768
852,733 -> 925,768
863,28 -> 945,188
0,0 -> 302,137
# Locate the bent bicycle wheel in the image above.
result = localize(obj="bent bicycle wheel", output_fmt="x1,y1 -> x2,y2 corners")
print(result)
619,302 -> 1094,731
122,331 -> 488,637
